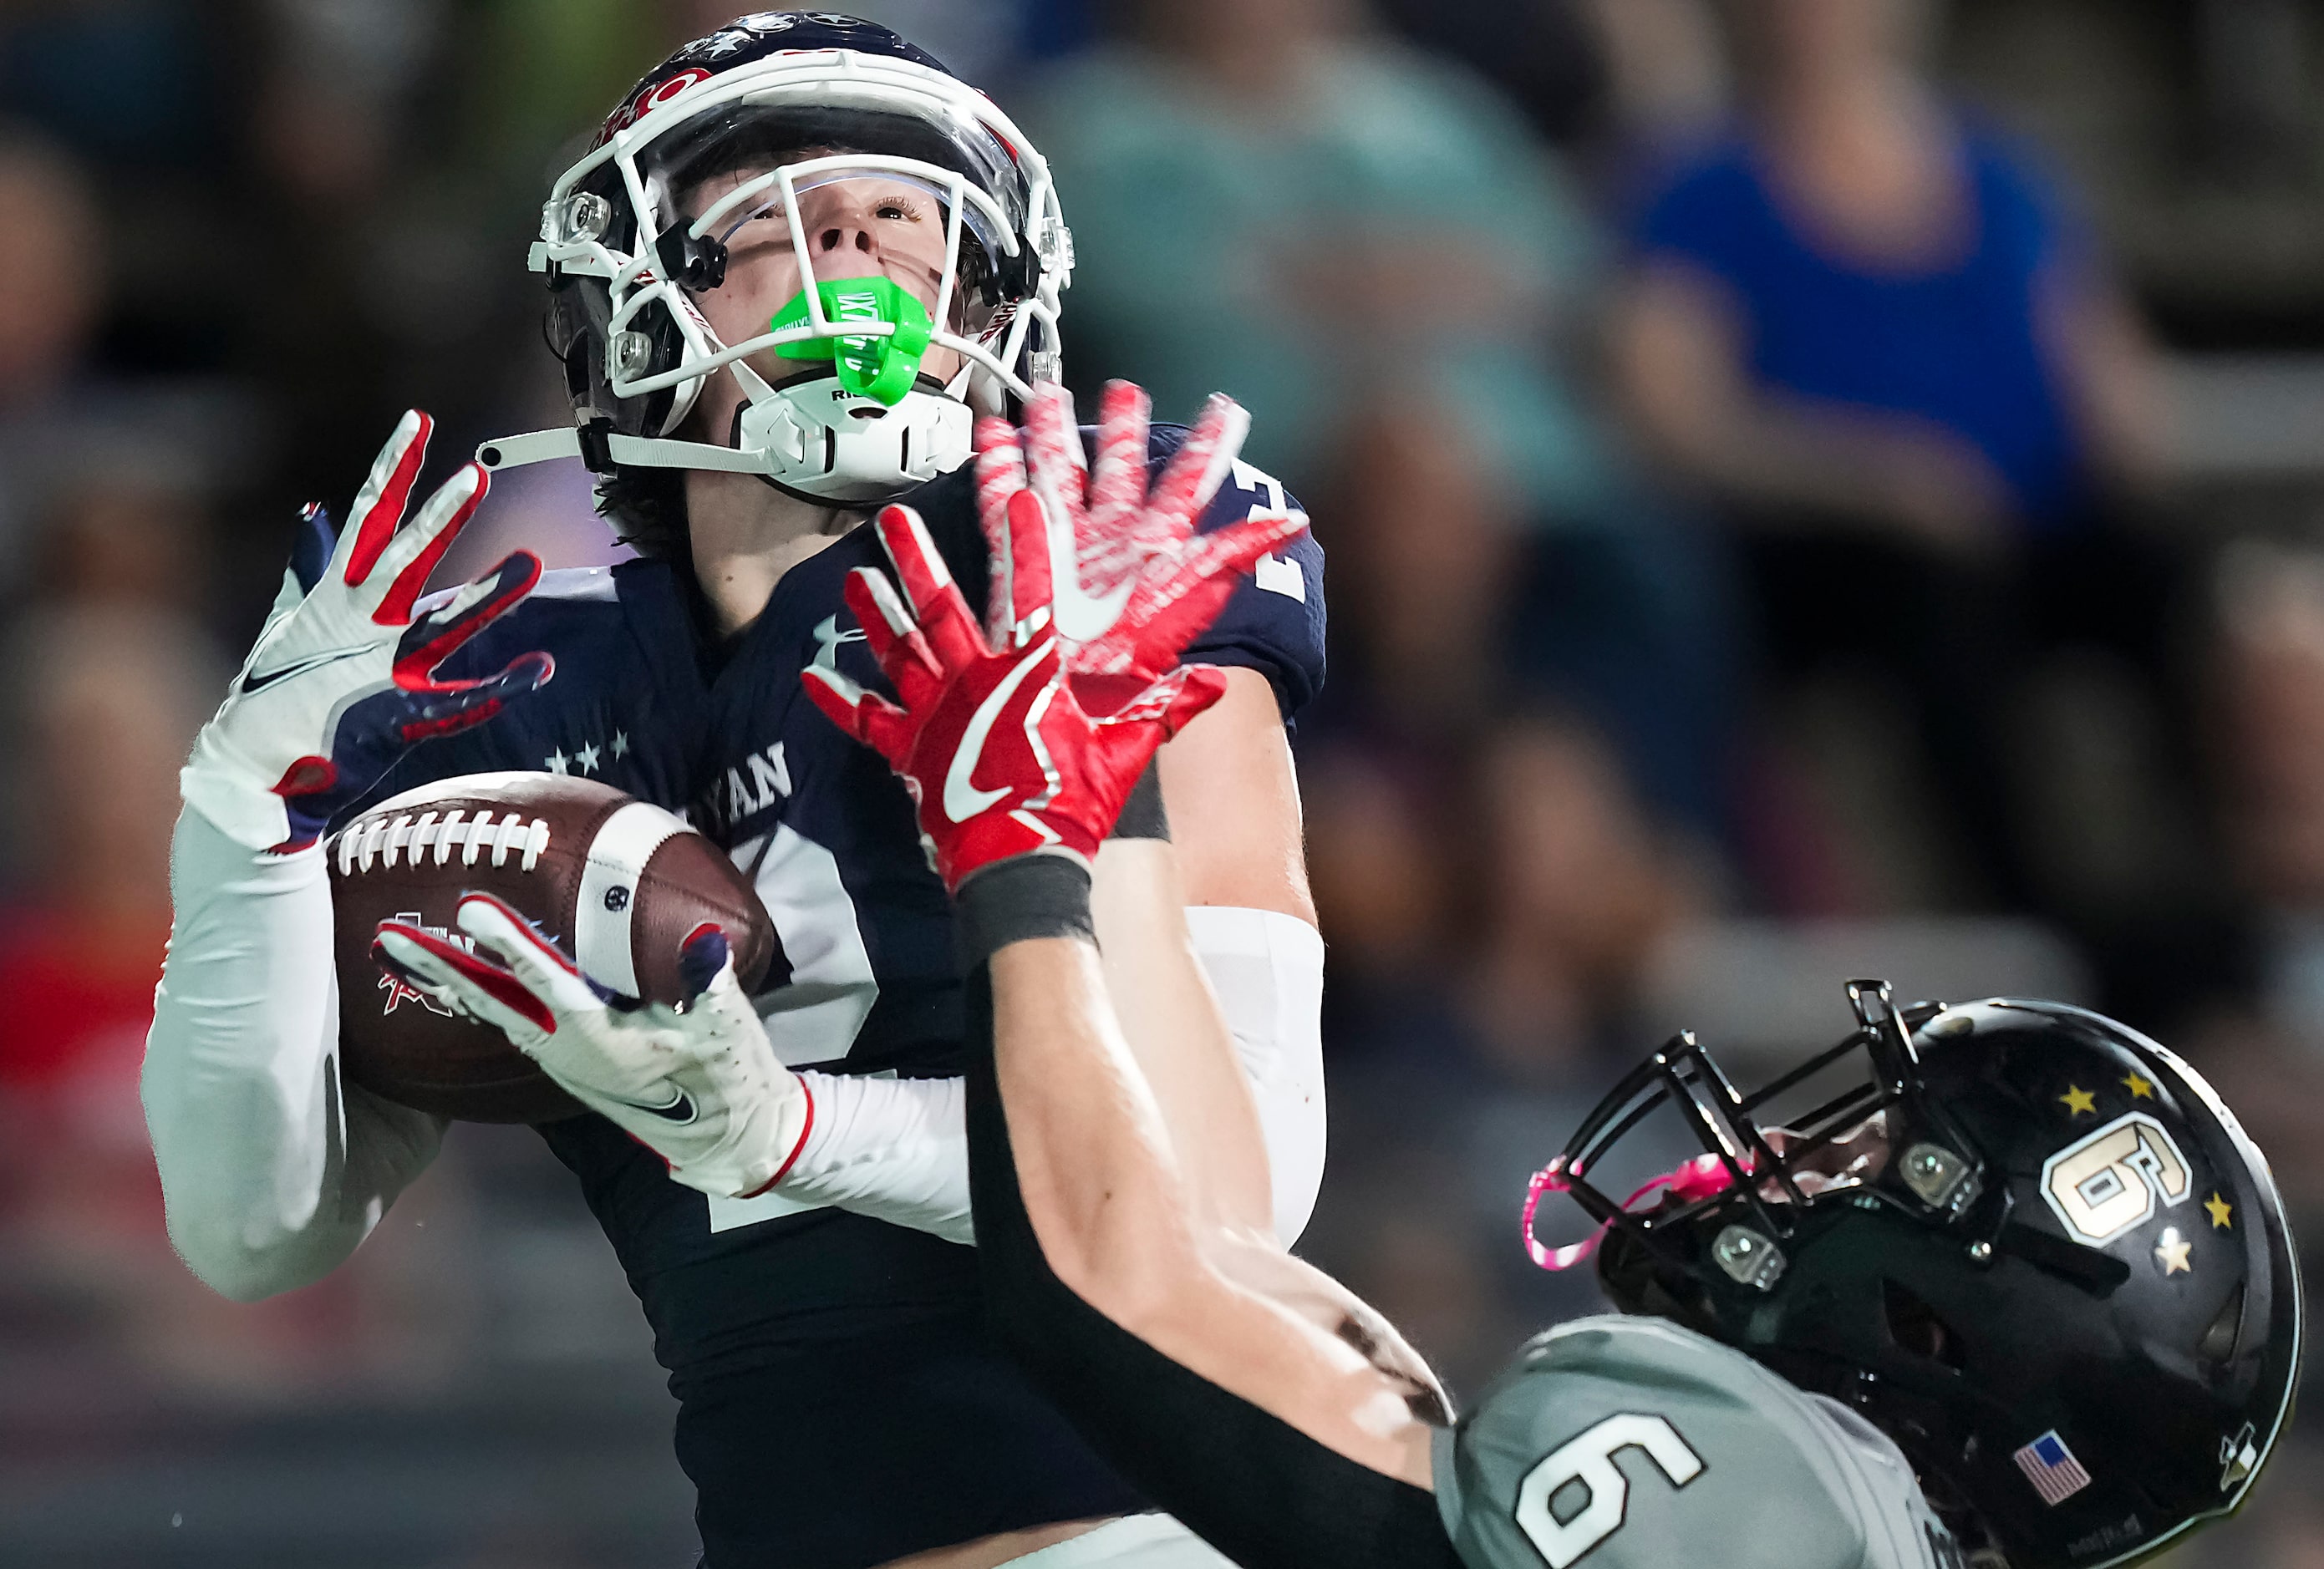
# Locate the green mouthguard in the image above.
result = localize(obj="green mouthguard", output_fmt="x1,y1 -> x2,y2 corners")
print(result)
770,277 -> 933,406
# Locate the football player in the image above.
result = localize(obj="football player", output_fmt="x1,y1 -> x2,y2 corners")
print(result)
748,492 -> 2297,1569
146,14 -> 1326,1569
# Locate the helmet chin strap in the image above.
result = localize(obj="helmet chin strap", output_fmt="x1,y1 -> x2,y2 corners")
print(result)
482,269 -> 995,497
475,358 -> 979,501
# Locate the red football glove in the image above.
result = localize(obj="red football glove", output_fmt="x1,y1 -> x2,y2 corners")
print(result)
974,380 -> 1308,696
801,501 -> 1226,891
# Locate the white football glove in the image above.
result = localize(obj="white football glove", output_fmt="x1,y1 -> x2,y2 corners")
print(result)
183,410 -> 552,852
373,894 -> 814,1200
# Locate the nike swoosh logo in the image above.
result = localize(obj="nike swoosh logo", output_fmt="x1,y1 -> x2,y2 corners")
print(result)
242,642 -> 373,693
945,644 -> 1051,823
1052,576 -> 1134,644
609,1087 -> 697,1125
1042,496 -> 1136,643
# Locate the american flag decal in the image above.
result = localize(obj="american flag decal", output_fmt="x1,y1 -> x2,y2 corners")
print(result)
2014,1430 -> 2094,1506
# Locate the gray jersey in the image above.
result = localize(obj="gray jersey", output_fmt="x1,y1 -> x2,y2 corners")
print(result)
1432,1316 -> 1962,1569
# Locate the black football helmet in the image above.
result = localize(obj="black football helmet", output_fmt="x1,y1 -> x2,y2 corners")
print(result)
1547,982 -> 2301,1568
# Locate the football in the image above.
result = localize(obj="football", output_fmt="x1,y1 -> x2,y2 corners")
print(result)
328,772 -> 782,1123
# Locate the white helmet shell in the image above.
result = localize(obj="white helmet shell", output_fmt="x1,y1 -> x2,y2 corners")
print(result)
480,14 -> 1070,515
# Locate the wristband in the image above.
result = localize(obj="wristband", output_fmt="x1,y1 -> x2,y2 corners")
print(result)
1108,762 -> 1170,841
956,854 -> 1095,967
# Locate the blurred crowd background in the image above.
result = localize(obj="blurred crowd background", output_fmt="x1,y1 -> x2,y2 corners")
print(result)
7,0 -> 2324,1562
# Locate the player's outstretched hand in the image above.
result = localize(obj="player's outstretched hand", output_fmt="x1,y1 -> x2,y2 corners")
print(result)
801,500 -> 1227,891
373,896 -> 813,1199
974,380 -> 1308,687
182,411 -> 554,852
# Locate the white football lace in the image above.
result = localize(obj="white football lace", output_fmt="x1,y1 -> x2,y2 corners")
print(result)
331,810 -> 552,876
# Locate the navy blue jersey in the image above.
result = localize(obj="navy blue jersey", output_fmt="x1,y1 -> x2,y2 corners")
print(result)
348,434 -> 1325,1568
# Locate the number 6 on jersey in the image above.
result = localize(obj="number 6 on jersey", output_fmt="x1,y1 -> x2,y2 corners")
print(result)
1513,1414 -> 1705,1569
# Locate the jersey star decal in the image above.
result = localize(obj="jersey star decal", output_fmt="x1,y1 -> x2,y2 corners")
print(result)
545,747 -> 570,775
2155,1227 -> 2192,1275
2205,1192 -> 2234,1230
2059,1084 -> 2097,1117
2122,1071 -> 2154,1099
612,729 -> 630,760
575,740 -> 602,775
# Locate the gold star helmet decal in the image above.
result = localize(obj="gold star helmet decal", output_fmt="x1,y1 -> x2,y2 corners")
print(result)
2155,1227 -> 2193,1275
2205,1192 -> 2234,1230
2122,1071 -> 2154,1099
2059,1084 -> 2098,1117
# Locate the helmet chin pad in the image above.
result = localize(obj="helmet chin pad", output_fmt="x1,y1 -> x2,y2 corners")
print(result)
734,370 -> 973,504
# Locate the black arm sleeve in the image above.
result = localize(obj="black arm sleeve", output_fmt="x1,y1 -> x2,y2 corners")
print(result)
962,967 -> 1462,1569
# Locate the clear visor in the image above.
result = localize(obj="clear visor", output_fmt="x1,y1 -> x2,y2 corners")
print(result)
707,168 -> 1008,274
640,96 -> 1030,235
556,92 -> 1050,410
684,163 -> 1006,341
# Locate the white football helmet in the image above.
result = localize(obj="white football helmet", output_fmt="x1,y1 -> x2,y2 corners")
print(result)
477,13 -> 1072,515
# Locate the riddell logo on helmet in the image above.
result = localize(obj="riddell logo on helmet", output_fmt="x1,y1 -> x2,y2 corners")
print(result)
598,68 -> 715,145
